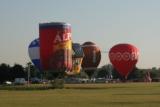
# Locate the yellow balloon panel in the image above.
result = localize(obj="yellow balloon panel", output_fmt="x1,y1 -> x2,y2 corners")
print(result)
66,58 -> 83,75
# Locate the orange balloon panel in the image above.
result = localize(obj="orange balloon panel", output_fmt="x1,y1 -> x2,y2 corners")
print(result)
66,58 -> 83,75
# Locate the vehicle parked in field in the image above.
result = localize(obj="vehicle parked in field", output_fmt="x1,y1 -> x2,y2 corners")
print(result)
14,78 -> 26,85
95,78 -> 106,83
30,77 -> 41,84
4,81 -> 12,85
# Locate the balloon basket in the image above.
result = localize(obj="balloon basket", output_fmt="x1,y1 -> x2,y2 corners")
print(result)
85,69 -> 95,79
119,76 -> 128,83
49,71 -> 65,89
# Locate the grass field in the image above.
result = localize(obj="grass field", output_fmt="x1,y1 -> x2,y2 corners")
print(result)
0,83 -> 160,107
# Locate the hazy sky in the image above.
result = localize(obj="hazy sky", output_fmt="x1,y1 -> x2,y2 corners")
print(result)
0,0 -> 160,68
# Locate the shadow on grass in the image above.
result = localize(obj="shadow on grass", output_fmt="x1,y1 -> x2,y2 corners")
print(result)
0,85 -> 54,91
114,93 -> 160,95
95,101 -> 160,105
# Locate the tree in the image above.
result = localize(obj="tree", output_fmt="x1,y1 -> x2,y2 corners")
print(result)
127,67 -> 139,79
11,64 -> 25,79
150,67 -> 160,78
112,67 -> 121,79
0,63 -> 11,83
96,64 -> 113,79
24,62 -> 42,80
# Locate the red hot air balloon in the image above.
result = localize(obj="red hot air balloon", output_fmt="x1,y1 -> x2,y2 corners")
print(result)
39,22 -> 72,72
81,42 -> 101,77
109,43 -> 139,79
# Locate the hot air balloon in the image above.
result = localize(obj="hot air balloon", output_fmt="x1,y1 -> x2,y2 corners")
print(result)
109,43 -> 139,79
81,41 -> 101,77
66,43 -> 84,75
28,38 -> 41,71
39,22 -> 72,74
28,38 -> 83,75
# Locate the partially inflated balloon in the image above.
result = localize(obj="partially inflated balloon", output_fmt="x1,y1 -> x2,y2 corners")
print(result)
66,43 -> 84,75
28,38 -> 41,70
109,43 -> 139,79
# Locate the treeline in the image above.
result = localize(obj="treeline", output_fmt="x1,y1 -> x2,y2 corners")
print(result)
0,63 -> 160,84
0,63 -> 41,84
95,64 -> 160,82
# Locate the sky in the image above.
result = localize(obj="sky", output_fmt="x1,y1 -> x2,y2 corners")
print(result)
0,0 -> 160,68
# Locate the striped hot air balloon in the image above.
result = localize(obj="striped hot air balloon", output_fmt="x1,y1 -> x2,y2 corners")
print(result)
28,38 -> 41,70
81,41 -> 101,77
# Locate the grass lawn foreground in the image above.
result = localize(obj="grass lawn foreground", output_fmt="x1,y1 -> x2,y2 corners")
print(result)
0,83 -> 160,107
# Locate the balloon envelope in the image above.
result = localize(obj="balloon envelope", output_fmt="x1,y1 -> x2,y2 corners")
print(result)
72,43 -> 84,58
81,41 -> 101,77
109,43 -> 139,78
66,43 -> 84,75
28,38 -> 41,70
39,22 -> 72,72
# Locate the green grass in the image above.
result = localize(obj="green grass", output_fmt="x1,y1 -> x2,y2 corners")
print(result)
0,83 -> 160,107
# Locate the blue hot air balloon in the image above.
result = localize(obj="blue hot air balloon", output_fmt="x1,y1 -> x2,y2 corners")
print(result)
28,38 -> 41,71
